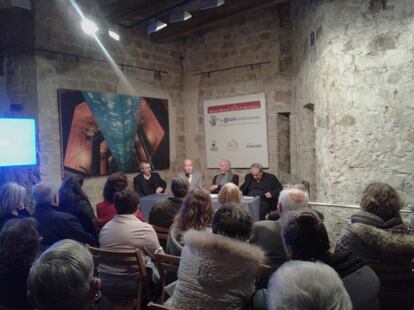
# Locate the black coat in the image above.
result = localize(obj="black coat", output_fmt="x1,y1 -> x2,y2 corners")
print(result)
211,174 -> 240,194
133,172 -> 167,197
240,172 -> 283,204
33,203 -> 97,247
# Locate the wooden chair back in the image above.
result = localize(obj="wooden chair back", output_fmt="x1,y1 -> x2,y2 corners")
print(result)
87,246 -> 150,310
152,225 -> 169,249
154,252 -> 181,303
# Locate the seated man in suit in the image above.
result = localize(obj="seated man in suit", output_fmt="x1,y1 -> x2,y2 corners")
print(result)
240,163 -> 283,220
210,159 -> 239,194
133,161 -> 166,197
32,182 -> 97,248
179,159 -> 204,190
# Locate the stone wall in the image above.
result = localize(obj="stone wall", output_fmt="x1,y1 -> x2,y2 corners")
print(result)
34,0 -> 185,206
181,4 -> 297,188
291,0 -> 414,239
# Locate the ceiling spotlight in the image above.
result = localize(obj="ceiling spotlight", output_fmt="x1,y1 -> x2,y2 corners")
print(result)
81,19 -> 98,35
147,20 -> 167,34
200,0 -> 225,10
108,30 -> 120,41
169,10 -> 192,23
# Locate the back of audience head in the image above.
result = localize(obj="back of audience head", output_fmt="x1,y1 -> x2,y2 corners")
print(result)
361,182 -> 402,221
277,188 -> 309,216
171,175 -> 189,198
0,218 -> 39,267
268,261 -> 352,310
212,204 -> 253,241
0,182 -> 27,216
218,183 -> 242,205
59,175 -> 89,207
282,210 -> 330,260
28,239 -> 99,310
114,190 -> 139,215
32,182 -> 58,206
175,188 -> 214,232
103,172 -> 128,203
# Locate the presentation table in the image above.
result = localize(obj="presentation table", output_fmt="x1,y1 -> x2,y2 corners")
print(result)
139,194 -> 261,222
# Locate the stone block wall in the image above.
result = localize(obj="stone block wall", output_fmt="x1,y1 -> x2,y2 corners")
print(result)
291,0 -> 414,239
34,0 -> 185,206
181,4 -> 297,187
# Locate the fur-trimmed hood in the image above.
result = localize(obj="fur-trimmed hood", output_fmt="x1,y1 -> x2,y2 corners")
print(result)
183,229 -> 264,265
352,223 -> 414,257
165,230 -> 264,309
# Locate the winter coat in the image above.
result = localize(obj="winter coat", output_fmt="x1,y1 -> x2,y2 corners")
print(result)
165,230 -> 264,310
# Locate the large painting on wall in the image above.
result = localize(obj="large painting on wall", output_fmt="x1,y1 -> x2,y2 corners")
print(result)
58,89 -> 169,177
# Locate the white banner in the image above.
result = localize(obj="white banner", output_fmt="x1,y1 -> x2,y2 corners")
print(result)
204,93 -> 268,168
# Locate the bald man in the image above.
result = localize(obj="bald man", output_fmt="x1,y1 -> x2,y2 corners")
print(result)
179,159 -> 204,190
210,159 -> 239,194
250,188 -> 310,289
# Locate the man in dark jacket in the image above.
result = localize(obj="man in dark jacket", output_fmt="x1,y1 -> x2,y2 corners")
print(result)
32,182 -> 97,247
240,163 -> 283,220
149,175 -> 189,229
133,161 -> 166,197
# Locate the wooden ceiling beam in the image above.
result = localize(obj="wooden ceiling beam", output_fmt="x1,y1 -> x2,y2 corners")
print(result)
150,0 -> 289,42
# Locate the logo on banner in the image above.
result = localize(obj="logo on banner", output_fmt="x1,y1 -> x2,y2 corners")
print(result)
246,143 -> 262,148
209,115 -> 218,127
210,140 -> 218,152
227,139 -> 239,151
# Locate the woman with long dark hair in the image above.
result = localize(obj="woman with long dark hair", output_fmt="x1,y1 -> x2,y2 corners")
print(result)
58,176 -> 97,241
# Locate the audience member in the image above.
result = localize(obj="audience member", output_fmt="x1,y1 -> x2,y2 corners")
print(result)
0,218 -> 39,309
27,239 -> 105,310
250,188 -> 308,288
149,175 -> 189,229
283,210 -> 380,310
166,188 -> 214,256
32,182 -> 97,247
133,161 -> 166,197
240,163 -> 283,220
99,190 -> 162,296
268,261 -> 352,310
96,172 -> 144,229
218,182 -> 242,205
210,159 -> 239,194
179,159 -> 204,190
0,182 -> 30,231
165,205 -> 263,309
336,182 -> 414,309
59,176 -> 97,239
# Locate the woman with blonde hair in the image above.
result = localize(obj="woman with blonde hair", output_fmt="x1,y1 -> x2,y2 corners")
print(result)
218,182 -> 242,205
0,182 -> 30,231
166,188 -> 214,256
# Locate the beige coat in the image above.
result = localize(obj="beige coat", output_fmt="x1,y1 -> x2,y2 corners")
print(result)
165,230 -> 264,310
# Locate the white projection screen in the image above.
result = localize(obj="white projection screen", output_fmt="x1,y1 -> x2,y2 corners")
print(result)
204,93 -> 269,168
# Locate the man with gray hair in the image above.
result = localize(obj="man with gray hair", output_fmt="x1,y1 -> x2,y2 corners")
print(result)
32,182 -> 97,247
240,163 -> 283,220
268,261 -> 352,310
149,175 -> 189,229
209,159 -> 239,194
179,158 -> 204,190
250,188 -> 309,288
27,239 -> 103,310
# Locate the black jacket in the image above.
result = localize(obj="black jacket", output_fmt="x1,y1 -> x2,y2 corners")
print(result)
211,174 -> 240,194
33,203 -> 97,247
149,197 -> 183,229
133,172 -> 166,197
240,172 -> 283,202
